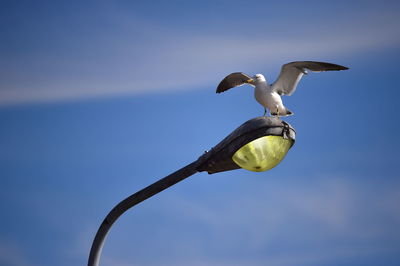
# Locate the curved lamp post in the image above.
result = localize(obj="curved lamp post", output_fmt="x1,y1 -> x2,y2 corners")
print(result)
88,116 -> 296,266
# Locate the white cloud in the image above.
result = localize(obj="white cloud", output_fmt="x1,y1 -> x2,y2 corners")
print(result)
1,7 -> 399,106
82,172 -> 400,266
127,175 -> 400,265
0,241 -> 30,266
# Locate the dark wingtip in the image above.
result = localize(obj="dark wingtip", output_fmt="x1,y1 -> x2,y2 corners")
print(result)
336,65 -> 349,71
297,61 -> 350,71
216,81 -> 229,93
329,63 -> 349,71
324,62 -> 349,71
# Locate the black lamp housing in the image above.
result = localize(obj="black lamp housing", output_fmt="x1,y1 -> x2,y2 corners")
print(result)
197,116 -> 296,174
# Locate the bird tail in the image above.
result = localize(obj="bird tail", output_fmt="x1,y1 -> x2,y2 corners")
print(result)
284,108 -> 294,116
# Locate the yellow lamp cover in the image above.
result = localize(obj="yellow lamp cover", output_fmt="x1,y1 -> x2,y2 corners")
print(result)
232,135 -> 292,172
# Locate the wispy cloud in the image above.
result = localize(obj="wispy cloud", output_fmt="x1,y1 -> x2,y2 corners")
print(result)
93,175 -> 400,266
1,5 -> 399,106
0,240 -> 30,266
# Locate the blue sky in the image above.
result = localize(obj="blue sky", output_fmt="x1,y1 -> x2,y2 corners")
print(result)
1,0 -> 400,265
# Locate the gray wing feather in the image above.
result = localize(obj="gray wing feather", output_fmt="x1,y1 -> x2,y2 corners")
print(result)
272,61 -> 349,96
216,72 -> 254,93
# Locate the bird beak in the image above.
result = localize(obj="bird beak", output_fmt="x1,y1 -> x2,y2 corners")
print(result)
247,79 -> 255,85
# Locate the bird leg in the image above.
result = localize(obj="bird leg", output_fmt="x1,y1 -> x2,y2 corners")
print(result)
275,105 -> 281,119
263,108 -> 267,116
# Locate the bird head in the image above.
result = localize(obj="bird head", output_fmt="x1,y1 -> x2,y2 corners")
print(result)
253,74 -> 266,83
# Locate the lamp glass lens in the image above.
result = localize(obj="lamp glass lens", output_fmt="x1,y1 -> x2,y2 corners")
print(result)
232,136 -> 292,172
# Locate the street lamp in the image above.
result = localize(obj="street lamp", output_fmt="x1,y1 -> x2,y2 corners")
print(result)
88,116 -> 295,266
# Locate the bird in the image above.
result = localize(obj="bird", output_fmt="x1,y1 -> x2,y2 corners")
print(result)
216,61 -> 349,116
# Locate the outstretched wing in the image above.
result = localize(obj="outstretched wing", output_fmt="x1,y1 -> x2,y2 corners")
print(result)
216,72 -> 255,93
271,61 -> 349,96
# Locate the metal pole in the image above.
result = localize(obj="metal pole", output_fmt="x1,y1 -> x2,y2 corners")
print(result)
88,160 -> 200,266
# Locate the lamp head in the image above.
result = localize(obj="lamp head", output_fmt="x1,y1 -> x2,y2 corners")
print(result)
196,116 -> 295,174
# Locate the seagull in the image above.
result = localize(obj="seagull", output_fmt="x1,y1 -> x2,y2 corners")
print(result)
216,61 -> 349,116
